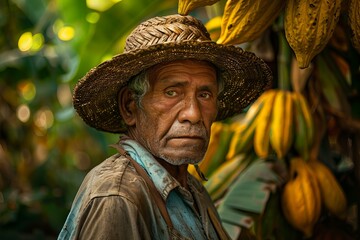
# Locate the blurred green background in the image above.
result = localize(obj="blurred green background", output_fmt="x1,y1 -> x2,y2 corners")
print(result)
0,0 -> 200,238
2,0 -> 360,239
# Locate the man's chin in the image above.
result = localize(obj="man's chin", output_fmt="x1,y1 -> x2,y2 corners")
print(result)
159,152 -> 204,166
163,157 -> 201,166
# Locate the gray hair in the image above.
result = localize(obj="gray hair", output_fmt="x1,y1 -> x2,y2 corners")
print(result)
127,70 -> 149,109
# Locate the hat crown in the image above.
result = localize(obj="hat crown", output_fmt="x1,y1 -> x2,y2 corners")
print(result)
124,14 -> 211,52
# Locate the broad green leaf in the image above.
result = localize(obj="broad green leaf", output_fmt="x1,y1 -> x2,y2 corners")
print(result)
257,193 -> 302,240
316,54 -> 351,114
218,205 -> 255,228
217,159 -> 280,236
222,222 -> 242,240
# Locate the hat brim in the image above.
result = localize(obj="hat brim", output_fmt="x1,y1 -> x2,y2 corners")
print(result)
73,41 -> 273,133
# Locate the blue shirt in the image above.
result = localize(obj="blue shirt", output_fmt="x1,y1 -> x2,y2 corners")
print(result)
58,137 -> 228,239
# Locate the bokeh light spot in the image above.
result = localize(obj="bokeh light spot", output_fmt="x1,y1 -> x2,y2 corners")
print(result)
18,32 -> 33,52
86,12 -> 100,24
34,108 -> 54,131
53,19 -> 64,34
57,84 -> 72,107
34,143 -> 48,165
18,80 -> 36,101
58,26 -> 75,41
31,33 -> 44,51
17,104 -> 31,123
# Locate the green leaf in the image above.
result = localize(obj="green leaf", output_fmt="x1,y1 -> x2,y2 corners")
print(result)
316,54 -> 351,114
257,192 -> 302,240
217,159 -> 280,238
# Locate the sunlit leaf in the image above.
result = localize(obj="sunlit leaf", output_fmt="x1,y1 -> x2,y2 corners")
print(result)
217,159 -> 280,238
86,0 -> 122,12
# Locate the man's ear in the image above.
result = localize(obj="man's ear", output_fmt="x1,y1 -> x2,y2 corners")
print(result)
118,87 -> 137,126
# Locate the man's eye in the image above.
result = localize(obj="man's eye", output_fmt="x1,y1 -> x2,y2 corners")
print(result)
165,90 -> 177,97
199,92 -> 211,99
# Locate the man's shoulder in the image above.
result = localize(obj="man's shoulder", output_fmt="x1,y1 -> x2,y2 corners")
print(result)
83,154 -> 149,202
59,155 -> 157,239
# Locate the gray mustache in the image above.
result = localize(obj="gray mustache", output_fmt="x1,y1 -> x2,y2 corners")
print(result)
166,126 -> 208,139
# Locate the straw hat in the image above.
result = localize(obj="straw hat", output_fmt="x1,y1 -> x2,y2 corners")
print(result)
73,14 -> 273,133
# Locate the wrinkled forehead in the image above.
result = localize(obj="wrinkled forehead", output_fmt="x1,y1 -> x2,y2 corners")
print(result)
148,59 -> 218,81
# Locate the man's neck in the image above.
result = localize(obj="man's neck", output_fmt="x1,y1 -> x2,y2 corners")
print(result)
157,158 -> 189,189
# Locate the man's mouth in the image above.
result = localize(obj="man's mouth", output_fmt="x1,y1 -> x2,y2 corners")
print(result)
171,135 -> 203,139
167,136 -> 205,145
169,134 -> 205,140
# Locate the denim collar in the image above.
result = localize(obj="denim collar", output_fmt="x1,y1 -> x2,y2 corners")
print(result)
119,135 -> 180,201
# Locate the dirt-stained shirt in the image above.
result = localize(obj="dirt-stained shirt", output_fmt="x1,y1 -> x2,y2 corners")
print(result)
58,138 -> 229,240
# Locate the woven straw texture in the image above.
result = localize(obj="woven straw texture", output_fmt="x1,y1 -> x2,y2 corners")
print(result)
73,14 -> 273,133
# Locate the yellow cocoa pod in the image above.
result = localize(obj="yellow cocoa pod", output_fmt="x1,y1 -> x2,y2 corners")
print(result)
205,16 -> 222,41
217,0 -> 285,45
199,122 -> 236,178
282,157 -> 322,237
198,122 -> 225,176
187,164 -> 199,180
178,0 -> 220,15
308,160 -> 347,218
284,0 -> 342,68
348,0 -> 360,53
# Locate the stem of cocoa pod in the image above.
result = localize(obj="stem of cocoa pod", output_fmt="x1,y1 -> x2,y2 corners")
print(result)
277,31 -> 292,91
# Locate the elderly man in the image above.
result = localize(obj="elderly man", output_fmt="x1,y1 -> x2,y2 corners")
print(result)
59,14 -> 272,239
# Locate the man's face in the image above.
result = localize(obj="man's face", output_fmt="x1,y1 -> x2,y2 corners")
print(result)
131,59 -> 218,165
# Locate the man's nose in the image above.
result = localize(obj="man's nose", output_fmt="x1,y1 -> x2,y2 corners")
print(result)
178,96 -> 202,124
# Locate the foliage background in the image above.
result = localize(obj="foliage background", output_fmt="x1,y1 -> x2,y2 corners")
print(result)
1,0 -> 359,239
0,0 -> 191,238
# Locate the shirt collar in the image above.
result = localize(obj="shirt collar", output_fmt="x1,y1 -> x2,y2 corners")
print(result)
119,135 -> 180,200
